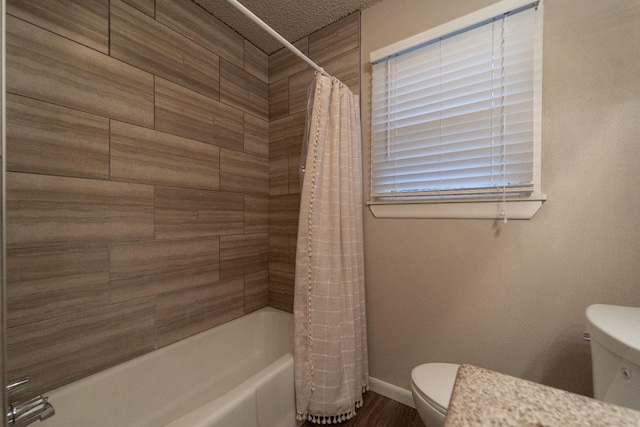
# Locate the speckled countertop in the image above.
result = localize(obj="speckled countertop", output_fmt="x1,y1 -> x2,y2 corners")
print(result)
444,364 -> 640,426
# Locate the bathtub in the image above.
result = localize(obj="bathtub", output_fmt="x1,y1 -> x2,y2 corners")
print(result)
40,307 -> 299,427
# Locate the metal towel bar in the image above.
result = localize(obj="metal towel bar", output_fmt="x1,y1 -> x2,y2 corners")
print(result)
6,377 -> 30,396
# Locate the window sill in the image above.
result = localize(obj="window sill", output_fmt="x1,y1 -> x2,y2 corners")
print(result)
368,196 -> 547,219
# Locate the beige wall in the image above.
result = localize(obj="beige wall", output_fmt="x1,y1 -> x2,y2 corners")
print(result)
361,0 -> 640,395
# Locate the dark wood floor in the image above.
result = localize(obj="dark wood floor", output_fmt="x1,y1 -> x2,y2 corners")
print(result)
301,391 -> 425,427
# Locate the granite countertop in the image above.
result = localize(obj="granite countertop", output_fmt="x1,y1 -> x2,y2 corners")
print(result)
444,364 -> 640,426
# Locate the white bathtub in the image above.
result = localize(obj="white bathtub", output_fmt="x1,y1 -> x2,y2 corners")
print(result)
40,307 -> 299,427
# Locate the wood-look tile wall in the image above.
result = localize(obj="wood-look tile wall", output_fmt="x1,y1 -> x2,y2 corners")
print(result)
267,13 -> 361,312
5,0 -> 269,400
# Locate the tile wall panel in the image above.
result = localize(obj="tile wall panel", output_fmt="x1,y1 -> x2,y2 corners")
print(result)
269,112 -> 307,158
269,78 -> 289,121
245,270 -> 269,313
268,271 -> 295,313
323,48 -> 361,94
288,68 -> 316,115
7,245 -> 110,328
156,279 -> 244,347
269,37 -> 309,83
155,77 -> 244,151
220,233 -> 269,279
269,234 -> 290,272
6,94 -> 110,179
269,194 -> 301,235
111,121 -> 220,189
7,299 -> 155,401
7,0 -> 109,53
110,238 -> 220,302
289,155 -> 301,194
155,186 -> 244,239
156,0 -> 244,68
122,0 -> 155,17
269,158 -> 289,196
6,15 -> 154,128
308,12 -> 360,65
244,40 -> 269,83
7,172 -> 155,248
289,235 -> 298,273
244,195 -> 269,234
268,234 -> 298,274
220,148 -> 269,195
244,114 -> 269,158
220,59 -> 269,120
110,0 -> 220,100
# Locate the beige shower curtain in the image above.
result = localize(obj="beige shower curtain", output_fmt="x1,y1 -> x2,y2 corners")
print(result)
294,74 -> 369,424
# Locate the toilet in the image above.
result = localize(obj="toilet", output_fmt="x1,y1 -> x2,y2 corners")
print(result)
411,305 -> 640,427
586,304 -> 640,410
411,363 -> 459,427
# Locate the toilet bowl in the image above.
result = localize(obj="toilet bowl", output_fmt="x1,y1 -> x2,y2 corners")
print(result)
411,363 -> 459,427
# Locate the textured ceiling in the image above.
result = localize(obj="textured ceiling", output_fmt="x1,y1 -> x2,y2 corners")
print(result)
193,0 -> 382,54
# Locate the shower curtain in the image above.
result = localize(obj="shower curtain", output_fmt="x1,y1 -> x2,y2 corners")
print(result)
294,74 -> 369,424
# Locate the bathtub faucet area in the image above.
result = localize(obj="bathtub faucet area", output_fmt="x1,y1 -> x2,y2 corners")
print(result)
6,376 -> 55,426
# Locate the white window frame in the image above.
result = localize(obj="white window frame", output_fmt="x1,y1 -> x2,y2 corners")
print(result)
368,0 -> 546,220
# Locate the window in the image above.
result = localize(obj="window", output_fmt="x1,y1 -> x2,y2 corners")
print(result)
369,0 -> 545,219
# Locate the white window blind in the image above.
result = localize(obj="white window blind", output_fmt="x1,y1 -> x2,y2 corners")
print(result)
370,1 -> 541,201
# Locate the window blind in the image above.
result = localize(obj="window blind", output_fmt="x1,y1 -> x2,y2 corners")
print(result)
370,3 -> 539,200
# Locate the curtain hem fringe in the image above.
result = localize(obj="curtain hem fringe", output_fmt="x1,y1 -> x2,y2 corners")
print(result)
296,387 -> 370,424
296,410 -> 356,425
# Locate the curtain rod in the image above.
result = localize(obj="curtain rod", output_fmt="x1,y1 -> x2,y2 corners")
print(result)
224,0 -> 333,79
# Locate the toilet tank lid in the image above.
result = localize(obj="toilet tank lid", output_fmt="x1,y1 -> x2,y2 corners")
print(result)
586,304 -> 640,365
411,363 -> 459,411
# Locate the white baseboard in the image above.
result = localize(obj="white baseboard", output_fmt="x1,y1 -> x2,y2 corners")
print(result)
368,376 -> 415,408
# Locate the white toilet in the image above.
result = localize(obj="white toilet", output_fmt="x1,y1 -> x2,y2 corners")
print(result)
411,363 -> 459,427
410,305 -> 640,427
586,304 -> 640,410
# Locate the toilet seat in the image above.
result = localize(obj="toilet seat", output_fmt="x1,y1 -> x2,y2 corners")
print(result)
411,363 -> 459,414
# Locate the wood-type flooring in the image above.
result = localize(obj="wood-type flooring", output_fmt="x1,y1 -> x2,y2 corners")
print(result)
301,391 -> 425,427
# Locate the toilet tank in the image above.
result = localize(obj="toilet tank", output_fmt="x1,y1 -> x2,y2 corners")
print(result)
585,304 -> 640,410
